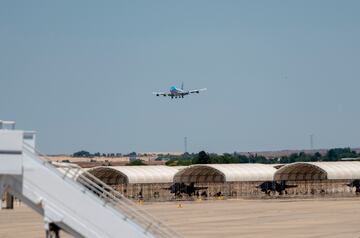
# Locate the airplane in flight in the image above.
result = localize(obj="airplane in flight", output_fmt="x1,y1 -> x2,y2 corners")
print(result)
153,83 -> 207,99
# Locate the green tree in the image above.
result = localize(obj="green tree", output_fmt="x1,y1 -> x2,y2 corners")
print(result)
127,160 -> 146,166
193,151 -> 210,164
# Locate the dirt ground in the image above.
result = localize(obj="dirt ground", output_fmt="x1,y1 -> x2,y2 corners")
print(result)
1,198 -> 360,238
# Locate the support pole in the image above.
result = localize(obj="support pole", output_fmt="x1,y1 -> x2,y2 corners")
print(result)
0,184 -> 4,209
45,222 -> 60,238
5,192 -> 14,209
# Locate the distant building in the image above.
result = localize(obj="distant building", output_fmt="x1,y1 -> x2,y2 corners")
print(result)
341,157 -> 360,161
129,153 -> 137,161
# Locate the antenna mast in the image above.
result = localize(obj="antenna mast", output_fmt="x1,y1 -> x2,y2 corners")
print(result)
184,136 -> 188,153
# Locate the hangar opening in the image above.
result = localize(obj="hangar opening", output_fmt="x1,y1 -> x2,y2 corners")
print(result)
87,167 -> 129,184
174,165 -> 226,183
274,162 -> 360,197
274,163 -> 328,181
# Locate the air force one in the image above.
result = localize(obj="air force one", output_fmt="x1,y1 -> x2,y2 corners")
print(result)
153,84 -> 207,99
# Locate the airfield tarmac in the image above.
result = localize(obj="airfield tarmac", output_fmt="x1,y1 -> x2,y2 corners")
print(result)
1,198 -> 360,238
0,203 -> 71,238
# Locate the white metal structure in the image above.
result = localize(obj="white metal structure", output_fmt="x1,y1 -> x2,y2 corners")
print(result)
88,166 -> 184,184
0,120 -> 16,130
174,164 -> 277,183
274,162 -> 360,181
0,122 -> 181,238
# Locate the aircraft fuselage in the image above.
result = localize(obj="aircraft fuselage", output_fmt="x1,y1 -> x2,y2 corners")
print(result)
169,86 -> 188,98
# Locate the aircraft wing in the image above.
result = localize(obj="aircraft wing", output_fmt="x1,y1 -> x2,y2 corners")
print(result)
189,88 -> 207,94
152,92 -> 170,97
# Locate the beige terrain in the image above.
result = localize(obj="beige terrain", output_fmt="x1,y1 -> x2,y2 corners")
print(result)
45,155 -> 166,167
46,156 -> 130,163
0,203 -> 71,238
1,198 -> 360,238
144,198 -> 360,238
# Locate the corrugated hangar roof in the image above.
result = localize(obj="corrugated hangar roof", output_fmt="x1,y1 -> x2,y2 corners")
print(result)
274,162 -> 360,181
87,165 -> 184,184
174,164 -> 277,183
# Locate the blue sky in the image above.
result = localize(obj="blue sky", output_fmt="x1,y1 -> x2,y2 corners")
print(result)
1,1 -> 360,154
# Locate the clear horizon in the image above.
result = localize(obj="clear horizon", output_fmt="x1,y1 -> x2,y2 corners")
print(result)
1,1 -> 360,154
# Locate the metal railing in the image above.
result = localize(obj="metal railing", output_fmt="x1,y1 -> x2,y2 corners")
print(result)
0,120 -> 16,130
22,143 -> 182,238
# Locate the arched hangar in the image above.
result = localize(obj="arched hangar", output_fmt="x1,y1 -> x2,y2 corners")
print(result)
87,165 -> 183,184
274,162 -> 360,196
174,164 -> 277,197
274,162 -> 360,181
174,164 -> 276,183
86,165 -> 184,201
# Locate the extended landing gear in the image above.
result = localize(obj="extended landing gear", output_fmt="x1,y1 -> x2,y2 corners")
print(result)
171,95 -> 184,99
46,223 -> 60,238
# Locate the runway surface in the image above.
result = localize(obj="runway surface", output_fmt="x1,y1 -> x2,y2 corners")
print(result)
1,198 -> 360,238
0,203 -> 71,238
143,198 -> 360,238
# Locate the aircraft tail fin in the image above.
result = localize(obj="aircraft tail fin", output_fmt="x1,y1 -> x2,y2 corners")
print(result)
181,82 -> 184,90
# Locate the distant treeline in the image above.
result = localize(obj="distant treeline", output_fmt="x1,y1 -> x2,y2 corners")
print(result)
162,148 -> 360,166
71,148 -> 360,166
